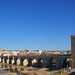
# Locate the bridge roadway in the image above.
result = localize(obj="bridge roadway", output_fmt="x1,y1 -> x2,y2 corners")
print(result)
0,55 -> 71,69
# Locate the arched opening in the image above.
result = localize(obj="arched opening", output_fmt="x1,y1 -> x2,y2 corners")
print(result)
2,58 -> 5,63
37,58 -> 42,67
16,58 -> 20,65
49,58 -> 56,69
9,57 -> 13,64
23,59 -> 28,66
14,58 -> 18,65
5,58 -> 8,63
1,58 -> 3,63
63,58 -> 70,68
0,58 -> 2,63
1,58 -> 5,63
21,58 -> 24,65
38,59 -> 42,63
28,58 -> 32,66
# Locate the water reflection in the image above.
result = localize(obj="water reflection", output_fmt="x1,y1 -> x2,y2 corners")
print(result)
0,63 -> 37,75
0,64 -> 25,75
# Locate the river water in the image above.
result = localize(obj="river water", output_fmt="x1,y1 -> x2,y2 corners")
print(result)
0,69 -> 23,75
0,64 -> 37,75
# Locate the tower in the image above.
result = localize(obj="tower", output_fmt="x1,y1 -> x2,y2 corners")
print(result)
0,48 -> 2,56
71,35 -> 75,68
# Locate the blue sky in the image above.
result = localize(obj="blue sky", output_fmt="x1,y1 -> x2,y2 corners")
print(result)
0,0 -> 75,50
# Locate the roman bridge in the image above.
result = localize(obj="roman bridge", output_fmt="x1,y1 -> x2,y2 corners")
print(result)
0,55 -> 71,69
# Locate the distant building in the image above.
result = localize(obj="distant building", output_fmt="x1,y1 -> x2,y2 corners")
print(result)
50,51 -> 54,55
54,51 -> 61,55
19,51 -> 27,56
12,51 -> 19,56
39,50 -> 42,54
2,53 -> 11,56
67,51 -> 71,55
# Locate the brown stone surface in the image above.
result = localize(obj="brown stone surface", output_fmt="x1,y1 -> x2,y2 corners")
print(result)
71,35 -> 75,68
71,35 -> 75,57
0,72 -> 16,75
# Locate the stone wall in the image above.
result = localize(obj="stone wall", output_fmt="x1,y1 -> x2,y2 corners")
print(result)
71,35 -> 75,68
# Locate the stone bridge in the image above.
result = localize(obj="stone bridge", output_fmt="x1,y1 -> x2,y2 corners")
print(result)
0,55 -> 71,69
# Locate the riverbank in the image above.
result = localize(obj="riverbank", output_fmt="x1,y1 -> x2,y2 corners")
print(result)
0,72 -> 16,75
0,63 -> 75,75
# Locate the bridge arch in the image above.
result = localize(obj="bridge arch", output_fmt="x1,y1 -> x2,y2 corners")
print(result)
63,58 -> 70,68
14,58 -> 18,65
0,57 -> 2,63
37,58 -> 43,67
28,58 -> 32,66
9,57 -> 13,64
21,58 -> 25,65
49,58 -> 56,69
1,58 -> 3,63
23,59 -> 28,66
37,58 -> 42,63
5,57 -> 8,63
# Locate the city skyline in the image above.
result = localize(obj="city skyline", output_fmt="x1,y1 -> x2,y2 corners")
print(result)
1,48 -> 71,51
0,0 -> 75,50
